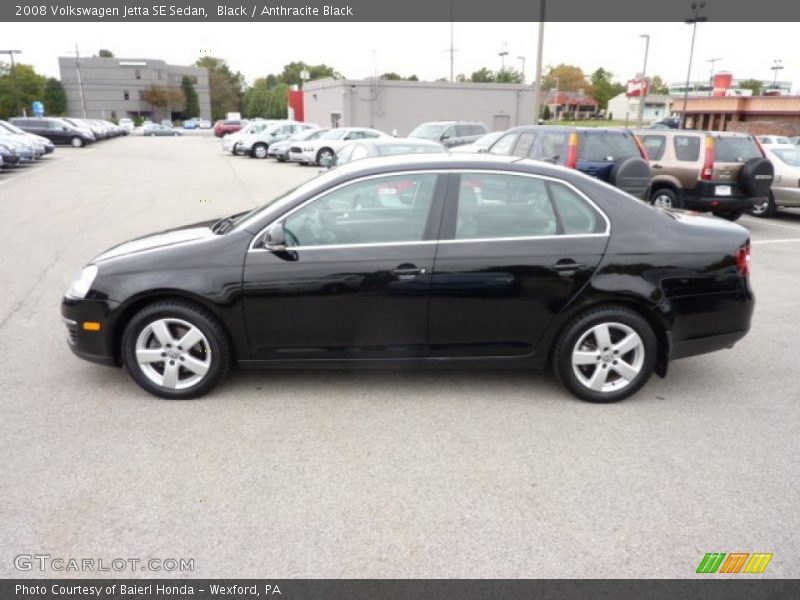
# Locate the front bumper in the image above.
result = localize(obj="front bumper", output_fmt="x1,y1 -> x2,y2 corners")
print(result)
289,150 -> 314,164
61,297 -> 120,367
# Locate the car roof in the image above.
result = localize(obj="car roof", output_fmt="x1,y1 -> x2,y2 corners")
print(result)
510,125 -> 631,134
415,120 -> 484,126
353,138 -> 444,148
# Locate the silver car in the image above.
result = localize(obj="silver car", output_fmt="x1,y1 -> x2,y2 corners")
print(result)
750,146 -> 800,217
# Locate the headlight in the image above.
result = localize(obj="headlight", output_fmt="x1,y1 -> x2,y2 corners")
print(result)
65,265 -> 98,299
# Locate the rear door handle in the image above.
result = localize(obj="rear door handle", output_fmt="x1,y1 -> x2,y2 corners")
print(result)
652,163 -> 663,169
552,260 -> 585,274
392,265 -> 427,277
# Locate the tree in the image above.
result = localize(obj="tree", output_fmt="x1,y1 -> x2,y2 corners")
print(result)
141,85 -> 185,115
195,56 -> 245,120
738,78 -> 763,96
649,75 -> 669,95
266,82 -> 289,119
98,49 -> 114,58
181,76 -> 200,118
43,78 -> 67,115
243,78 -> 273,118
380,72 -> 402,80
589,68 -> 624,110
0,62 -> 46,119
279,62 -> 342,86
542,104 -> 551,120
470,68 -> 495,83
542,64 -> 589,92
406,75 -> 419,81
495,68 -> 524,84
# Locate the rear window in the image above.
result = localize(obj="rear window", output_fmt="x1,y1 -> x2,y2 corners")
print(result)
714,136 -> 762,163
578,132 -> 640,162
223,120 -> 240,125
674,135 -> 701,162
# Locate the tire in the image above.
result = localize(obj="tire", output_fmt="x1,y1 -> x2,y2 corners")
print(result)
714,210 -> 744,221
552,306 -> 657,403
316,147 -> 334,166
70,136 -> 84,148
749,192 -> 776,218
276,157 -> 287,162
649,187 -> 680,209
121,300 -> 231,400
738,157 -> 774,197
609,156 -> 651,198
230,142 -> 239,155
251,143 -> 269,159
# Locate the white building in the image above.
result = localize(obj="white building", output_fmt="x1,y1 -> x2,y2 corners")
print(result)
606,93 -> 672,124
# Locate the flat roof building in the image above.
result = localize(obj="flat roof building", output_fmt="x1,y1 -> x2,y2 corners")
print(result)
58,56 -> 211,122
673,95 -> 800,136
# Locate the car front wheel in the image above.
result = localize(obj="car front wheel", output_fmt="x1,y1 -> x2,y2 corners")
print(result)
553,307 -> 657,403
122,301 -> 230,399
251,143 -> 269,159
70,136 -> 84,148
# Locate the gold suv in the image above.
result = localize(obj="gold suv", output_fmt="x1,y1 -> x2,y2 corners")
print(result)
633,130 -> 774,220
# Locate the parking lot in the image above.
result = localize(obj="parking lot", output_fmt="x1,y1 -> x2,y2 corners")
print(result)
1,134 -> 799,578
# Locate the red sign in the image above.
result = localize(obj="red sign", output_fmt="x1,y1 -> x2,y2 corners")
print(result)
712,72 -> 733,97
626,79 -> 650,97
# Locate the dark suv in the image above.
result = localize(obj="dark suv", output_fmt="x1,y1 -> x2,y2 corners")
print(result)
485,125 -> 651,198
10,117 -> 95,147
408,121 -> 488,148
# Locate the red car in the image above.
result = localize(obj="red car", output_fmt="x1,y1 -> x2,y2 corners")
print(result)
213,119 -> 246,137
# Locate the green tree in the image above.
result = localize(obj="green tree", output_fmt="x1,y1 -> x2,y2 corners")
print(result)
542,104 -> 551,120
141,85 -> 185,114
649,75 -> 669,95
495,68 -> 524,84
181,76 -> 200,118
0,62 -> 46,119
589,68 -> 624,110
380,72 -> 402,80
738,78 -> 763,96
279,62 -> 342,86
542,64 -> 589,92
405,74 -> 419,81
266,82 -> 289,118
243,78 -> 273,118
43,78 -> 67,115
98,49 -> 114,58
195,56 -> 245,121
470,68 -> 495,83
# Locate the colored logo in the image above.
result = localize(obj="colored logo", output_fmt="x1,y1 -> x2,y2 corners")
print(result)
696,552 -> 773,574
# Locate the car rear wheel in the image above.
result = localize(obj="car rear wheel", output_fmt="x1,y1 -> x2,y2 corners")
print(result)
316,148 -> 334,165
122,301 -> 230,399
251,143 -> 269,159
70,136 -> 84,148
553,307 -> 657,403
650,187 -> 680,209
749,192 -> 776,218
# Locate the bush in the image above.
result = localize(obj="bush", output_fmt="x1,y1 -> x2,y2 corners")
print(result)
133,116 -> 145,127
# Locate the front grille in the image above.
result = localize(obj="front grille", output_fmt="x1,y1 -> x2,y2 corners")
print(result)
290,146 -> 302,153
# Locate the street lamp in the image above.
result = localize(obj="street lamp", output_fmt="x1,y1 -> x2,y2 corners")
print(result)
0,49 -> 23,116
771,59 -> 784,90
499,43 -> 509,72
680,2 -> 707,129
517,56 -> 526,82
636,34 -> 650,129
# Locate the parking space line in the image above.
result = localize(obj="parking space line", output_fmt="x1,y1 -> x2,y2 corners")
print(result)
751,238 -> 800,245
0,165 -> 49,186
740,216 -> 800,233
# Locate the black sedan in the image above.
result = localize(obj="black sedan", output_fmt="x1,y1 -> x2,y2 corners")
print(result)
62,155 -> 754,402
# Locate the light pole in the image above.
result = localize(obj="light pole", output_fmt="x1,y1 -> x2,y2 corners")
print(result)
499,43 -> 509,72
636,34 -> 650,129
517,56 -> 526,82
681,2 -> 707,129
706,57 -> 721,93
531,0 -> 546,123
0,50 -> 23,116
771,59 -> 784,90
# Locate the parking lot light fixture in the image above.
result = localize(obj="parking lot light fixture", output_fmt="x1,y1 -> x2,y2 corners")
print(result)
681,2 -> 707,129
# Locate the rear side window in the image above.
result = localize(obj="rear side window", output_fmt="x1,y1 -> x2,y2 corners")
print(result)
640,135 -> 666,161
673,136 -> 701,161
539,132 -> 568,161
714,136 -> 762,163
455,125 -> 470,137
489,133 -> 518,155
578,133 -> 639,162
549,183 -> 604,234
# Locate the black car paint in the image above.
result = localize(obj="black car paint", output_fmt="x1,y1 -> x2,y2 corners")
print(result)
10,117 -> 94,145
62,156 -> 753,377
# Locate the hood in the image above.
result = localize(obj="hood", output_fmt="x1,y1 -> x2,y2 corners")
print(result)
93,220 -> 217,263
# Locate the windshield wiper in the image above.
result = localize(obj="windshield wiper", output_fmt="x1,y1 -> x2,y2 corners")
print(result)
212,216 -> 236,234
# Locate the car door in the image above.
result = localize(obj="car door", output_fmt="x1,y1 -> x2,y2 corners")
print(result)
428,171 -> 609,358
242,171 -> 447,360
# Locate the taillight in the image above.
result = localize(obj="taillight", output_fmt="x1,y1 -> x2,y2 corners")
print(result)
633,134 -> 649,160
701,136 -> 715,180
566,132 -> 578,169
736,243 -> 751,276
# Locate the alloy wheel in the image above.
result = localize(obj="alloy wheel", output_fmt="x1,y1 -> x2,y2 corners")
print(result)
254,145 -> 268,158
652,194 -> 673,208
571,322 -> 645,393
134,317 -> 211,390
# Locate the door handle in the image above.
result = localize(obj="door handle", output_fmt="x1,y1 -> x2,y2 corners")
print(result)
652,163 -> 663,169
552,260 -> 585,274
392,265 -> 427,277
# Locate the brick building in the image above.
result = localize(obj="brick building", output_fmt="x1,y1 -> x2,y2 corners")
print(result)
673,95 -> 800,136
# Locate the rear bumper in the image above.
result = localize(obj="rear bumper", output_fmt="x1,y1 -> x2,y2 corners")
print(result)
682,182 -> 761,212
671,330 -> 748,360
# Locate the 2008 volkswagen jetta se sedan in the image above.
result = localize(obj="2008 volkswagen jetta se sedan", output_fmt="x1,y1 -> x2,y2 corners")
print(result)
62,154 -> 754,402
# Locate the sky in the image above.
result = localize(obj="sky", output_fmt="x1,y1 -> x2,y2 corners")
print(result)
2,21 -> 796,90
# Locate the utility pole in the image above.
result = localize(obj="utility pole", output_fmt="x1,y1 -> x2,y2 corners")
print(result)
498,43 -> 509,72
706,57 -> 721,93
531,0 -> 546,123
75,43 -> 88,118
0,50 -> 23,116
681,2 -> 707,129
449,0 -> 455,82
770,59 -> 784,90
636,34 -> 650,129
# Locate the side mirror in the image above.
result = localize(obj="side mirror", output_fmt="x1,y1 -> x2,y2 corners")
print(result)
440,134 -> 450,141
264,222 -> 287,252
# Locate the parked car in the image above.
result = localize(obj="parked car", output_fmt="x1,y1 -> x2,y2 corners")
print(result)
789,136 -> 800,146
143,123 -> 182,136
329,138 -> 446,168
408,121 -> 488,148
238,121 -> 318,158
0,120 -> 55,154
0,135 -> 40,161
222,120 -> 278,154
488,126 -> 651,199
214,119 -> 246,137
62,154 -> 754,403
749,146 -> 800,217
648,117 -> 680,130
197,119 -> 212,129
289,127 -> 390,165
62,118 -> 104,140
118,118 -> 134,133
0,140 -> 21,166
757,135 -> 793,147
268,128 -> 330,161
450,131 -> 507,154
160,120 -> 174,128
10,117 -> 95,147
635,129 -> 773,220
183,118 -> 199,129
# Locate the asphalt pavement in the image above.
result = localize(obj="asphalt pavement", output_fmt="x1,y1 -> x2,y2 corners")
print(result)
1,135 -> 798,578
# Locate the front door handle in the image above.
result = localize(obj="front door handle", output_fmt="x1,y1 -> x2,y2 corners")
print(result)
652,163 -> 663,169
392,265 -> 427,277
552,260 -> 585,275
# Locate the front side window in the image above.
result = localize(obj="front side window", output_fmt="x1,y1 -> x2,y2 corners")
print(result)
539,133 -> 567,161
488,133 -> 518,155
283,173 -> 439,247
640,135 -> 666,161
512,132 -> 537,158
454,173 -> 604,240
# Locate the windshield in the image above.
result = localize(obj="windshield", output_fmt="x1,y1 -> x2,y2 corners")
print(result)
291,128 -> 323,141
376,143 -> 447,156
319,129 -> 347,140
408,124 -> 445,140
0,121 -> 24,134
714,136 -> 762,163
578,132 -> 640,161
473,131 -> 505,148
771,148 -> 800,166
